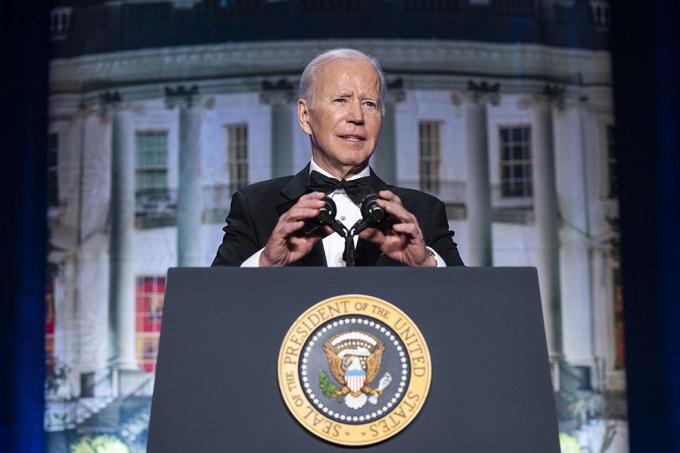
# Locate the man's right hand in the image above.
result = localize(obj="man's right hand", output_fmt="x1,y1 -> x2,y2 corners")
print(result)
259,192 -> 332,267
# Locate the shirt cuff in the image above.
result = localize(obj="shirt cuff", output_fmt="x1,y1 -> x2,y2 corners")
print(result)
426,247 -> 446,268
241,249 -> 264,267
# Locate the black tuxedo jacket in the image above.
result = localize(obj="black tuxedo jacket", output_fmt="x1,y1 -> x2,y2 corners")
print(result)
211,164 -> 464,267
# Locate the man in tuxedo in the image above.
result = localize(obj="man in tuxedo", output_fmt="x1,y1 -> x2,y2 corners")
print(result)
212,48 -> 464,267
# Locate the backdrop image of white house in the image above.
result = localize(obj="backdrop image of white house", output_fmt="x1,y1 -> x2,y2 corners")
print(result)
45,1 -> 626,451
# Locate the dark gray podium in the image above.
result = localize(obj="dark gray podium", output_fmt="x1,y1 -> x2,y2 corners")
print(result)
148,267 -> 560,452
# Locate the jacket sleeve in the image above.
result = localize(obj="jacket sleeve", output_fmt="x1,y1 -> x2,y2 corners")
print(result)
211,190 -> 261,266
427,199 -> 465,266
374,190 -> 465,267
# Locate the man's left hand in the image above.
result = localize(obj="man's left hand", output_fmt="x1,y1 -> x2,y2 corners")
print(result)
358,190 -> 436,267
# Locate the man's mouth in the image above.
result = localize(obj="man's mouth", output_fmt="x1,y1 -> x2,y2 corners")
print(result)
340,135 -> 364,141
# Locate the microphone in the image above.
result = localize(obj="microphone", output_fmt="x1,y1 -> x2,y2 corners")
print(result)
361,194 -> 387,225
303,196 -> 348,238
351,194 -> 389,235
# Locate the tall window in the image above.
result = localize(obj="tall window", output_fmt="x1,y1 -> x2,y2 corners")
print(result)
135,276 -> 166,373
607,124 -> 618,199
135,131 -> 168,195
227,123 -> 248,194
48,132 -> 59,208
419,121 -> 442,193
499,126 -> 533,198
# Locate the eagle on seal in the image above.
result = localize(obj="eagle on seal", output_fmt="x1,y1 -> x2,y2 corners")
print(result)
322,330 -> 389,410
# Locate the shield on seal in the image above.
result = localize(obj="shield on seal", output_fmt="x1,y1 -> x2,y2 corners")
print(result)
345,368 -> 366,394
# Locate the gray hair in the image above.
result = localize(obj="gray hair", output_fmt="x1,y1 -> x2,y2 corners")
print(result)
299,48 -> 387,115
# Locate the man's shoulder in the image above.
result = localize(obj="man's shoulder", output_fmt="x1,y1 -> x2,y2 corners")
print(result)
238,164 -> 309,201
234,173 -> 306,208
239,175 -> 294,195
388,185 -> 443,206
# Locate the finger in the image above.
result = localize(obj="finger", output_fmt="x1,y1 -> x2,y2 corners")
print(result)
271,219 -> 306,241
300,224 -> 334,239
377,190 -> 400,204
358,227 -> 385,244
287,206 -> 323,221
390,221 -> 423,238
285,193 -> 329,220
375,191 -> 414,223
300,191 -> 328,201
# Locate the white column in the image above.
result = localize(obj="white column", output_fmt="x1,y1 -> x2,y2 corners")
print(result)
107,96 -> 137,370
167,86 -> 204,267
559,99 -> 595,366
530,94 -> 562,359
463,83 -> 497,266
261,81 -> 296,178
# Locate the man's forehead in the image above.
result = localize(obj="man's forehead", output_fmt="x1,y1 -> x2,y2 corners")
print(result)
317,60 -> 381,94
331,88 -> 379,98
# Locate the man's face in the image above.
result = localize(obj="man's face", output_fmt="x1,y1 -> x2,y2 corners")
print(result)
298,58 -> 383,179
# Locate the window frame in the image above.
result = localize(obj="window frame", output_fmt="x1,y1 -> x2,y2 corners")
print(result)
135,130 -> 169,194
418,120 -> 443,194
498,124 -> 533,199
226,123 -> 249,195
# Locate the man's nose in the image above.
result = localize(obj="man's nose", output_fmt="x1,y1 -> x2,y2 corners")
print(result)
346,100 -> 364,123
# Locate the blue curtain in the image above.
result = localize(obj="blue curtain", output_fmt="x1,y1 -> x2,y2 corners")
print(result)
0,1 -> 48,452
612,1 -> 680,452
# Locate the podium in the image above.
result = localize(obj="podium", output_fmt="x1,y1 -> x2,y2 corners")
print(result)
148,267 -> 560,452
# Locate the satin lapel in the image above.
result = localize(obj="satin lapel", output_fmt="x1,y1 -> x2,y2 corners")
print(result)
369,170 -> 391,193
276,164 -> 312,216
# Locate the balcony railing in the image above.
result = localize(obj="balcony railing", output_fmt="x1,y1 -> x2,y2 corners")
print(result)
135,186 -> 232,228
135,189 -> 178,223
203,184 -> 233,223
397,180 -> 467,206
491,184 -> 533,210
398,180 -> 532,203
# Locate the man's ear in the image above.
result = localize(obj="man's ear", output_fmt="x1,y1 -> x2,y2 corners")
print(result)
298,98 -> 312,136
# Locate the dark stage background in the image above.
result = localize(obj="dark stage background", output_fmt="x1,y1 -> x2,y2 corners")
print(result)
610,1 -> 680,452
1,1 -> 679,452
0,2 -> 49,453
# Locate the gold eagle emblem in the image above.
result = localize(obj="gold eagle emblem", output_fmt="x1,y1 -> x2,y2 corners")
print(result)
322,330 -> 392,409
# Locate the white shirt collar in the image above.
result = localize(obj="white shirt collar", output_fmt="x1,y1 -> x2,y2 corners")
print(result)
309,158 -> 371,181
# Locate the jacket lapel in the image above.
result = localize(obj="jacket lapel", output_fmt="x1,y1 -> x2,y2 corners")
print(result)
276,164 -> 311,216
369,169 -> 391,193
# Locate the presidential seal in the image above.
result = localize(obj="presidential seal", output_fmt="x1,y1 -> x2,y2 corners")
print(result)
278,294 -> 431,446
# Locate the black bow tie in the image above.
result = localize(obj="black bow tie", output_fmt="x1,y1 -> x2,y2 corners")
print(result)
308,170 -> 374,204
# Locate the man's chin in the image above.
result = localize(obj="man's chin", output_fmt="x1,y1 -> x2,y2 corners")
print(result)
312,149 -> 373,175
